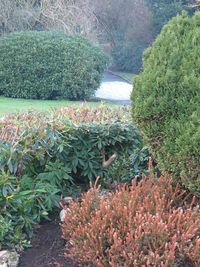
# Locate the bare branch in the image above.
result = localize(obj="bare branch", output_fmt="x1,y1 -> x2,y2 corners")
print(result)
101,150 -> 117,169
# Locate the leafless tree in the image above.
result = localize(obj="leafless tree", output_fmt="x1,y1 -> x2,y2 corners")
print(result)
0,0 -> 40,35
190,0 -> 200,8
0,0 -> 153,45
39,0 -> 99,39
0,0 -> 99,39
92,0 -> 153,47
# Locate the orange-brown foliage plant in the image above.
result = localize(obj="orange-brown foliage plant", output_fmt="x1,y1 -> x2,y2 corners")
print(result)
61,175 -> 200,267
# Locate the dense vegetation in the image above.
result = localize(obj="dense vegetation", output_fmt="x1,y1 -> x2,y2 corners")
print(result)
0,3 -> 199,265
0,105 -> 146,249
98,0 -> 195,72
62,175 -> 200,266
0,31 -> 109,100
147,0 -> 193,34
132,12 -> 200,196
0,1 -> 196,73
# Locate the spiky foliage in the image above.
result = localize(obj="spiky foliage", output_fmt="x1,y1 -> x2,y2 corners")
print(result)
62,174 -> 200,266
132,12 -> 200,196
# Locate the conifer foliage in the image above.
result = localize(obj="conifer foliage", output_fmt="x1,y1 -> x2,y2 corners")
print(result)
132,12 -> 200,195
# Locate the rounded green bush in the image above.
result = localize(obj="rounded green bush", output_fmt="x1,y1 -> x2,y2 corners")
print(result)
0,31 -> 109,100
132,12 -> 200,195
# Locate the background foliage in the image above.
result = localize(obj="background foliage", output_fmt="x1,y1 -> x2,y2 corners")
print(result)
147,0 -> 194,34
0,1 -> 196,73
132,12 -> 200,196
0,31 -> 109,100
95,0 -> 195,72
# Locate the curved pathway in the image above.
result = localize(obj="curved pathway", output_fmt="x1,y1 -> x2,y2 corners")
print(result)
95,72 -> 132,104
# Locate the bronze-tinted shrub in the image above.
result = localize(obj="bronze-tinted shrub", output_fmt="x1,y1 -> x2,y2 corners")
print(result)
62,175 -> 200,266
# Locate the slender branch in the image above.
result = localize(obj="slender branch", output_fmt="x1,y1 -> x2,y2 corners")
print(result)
101,150 -> 117,169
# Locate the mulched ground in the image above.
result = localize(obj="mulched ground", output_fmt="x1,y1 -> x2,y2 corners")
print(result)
18,215 -> 195,267
18,216 -> 88,267
17,205 -> 196,267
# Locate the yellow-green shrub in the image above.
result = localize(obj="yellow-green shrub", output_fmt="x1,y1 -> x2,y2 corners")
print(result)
132,12 -> 200,195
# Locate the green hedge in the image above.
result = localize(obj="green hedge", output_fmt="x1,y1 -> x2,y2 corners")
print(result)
0,31 -> 109,100
132,12 -> 200,195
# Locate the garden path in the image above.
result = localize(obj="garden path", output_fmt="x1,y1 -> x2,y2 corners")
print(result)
96,72 -> 132,104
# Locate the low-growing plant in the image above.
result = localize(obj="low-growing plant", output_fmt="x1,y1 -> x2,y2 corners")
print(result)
0,215 -> 10,249
0,162 -> 77,249
62,174 -> 200,267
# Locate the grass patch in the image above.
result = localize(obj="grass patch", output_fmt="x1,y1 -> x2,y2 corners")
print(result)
111,71 -> 135,83
0,97 -> 113,116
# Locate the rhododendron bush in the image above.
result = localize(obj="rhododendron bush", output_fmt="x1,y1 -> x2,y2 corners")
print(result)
0,105 -> 145,248
0,105 -> 137,182
61,175 -> 200,266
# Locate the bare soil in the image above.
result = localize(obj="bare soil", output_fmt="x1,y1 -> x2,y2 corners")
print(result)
18,217 -> 85,267
17,210 -> 195,267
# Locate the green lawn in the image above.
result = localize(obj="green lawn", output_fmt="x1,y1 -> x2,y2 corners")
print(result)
0,97 -> 111,116
111,71 -> 135,83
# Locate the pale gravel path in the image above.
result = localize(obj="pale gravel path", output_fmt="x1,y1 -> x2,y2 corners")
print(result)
95,72 -> 132,103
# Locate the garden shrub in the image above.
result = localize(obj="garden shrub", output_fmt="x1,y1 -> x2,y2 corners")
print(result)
0,31 -> 109,100
61,175 -> 200,267
0,105 -> 143,249
107,146 -> 152,184
132,12 -> 200,195
0,105 -> 139,182
0,164 -> 74,249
